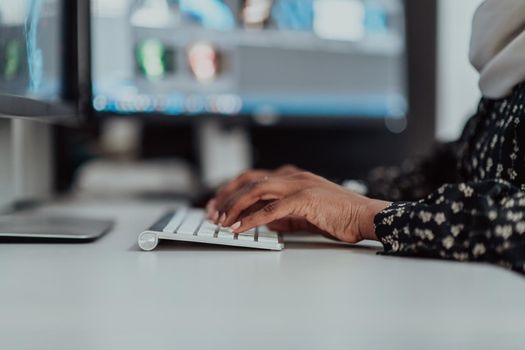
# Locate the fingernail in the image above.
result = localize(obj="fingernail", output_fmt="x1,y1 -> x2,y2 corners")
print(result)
230,221 -> 241,231
219,212 -> 226,225
212,210 -> 219,222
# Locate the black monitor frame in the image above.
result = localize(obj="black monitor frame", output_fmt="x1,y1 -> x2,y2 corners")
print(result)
0,0 -> 90,123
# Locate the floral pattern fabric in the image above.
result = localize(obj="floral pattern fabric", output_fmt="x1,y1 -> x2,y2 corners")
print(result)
369,83 -> 525,274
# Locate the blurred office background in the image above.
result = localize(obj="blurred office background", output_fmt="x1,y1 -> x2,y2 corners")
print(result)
0,0 -> 485,203
437,0 -> 483,141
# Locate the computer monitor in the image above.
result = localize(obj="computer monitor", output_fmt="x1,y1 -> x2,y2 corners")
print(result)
0,0 -> 86,121
0,0 -> 88,207
0,1 -> 113,240
90,0 -> 407,122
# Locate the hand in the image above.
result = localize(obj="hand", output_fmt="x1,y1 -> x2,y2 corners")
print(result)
208,170 -> 391,244
206,164 -> 302,221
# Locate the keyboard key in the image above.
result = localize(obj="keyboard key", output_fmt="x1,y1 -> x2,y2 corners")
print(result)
237,228 -> 255,242
163,207 -> 188,233
258,225 -> 271,233
177,210 -> 204,235
217,228 -> 234,239
258,231 -> 279,243
198,221 -> 218,237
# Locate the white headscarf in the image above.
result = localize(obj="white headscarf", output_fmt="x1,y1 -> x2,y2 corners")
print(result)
469,0 -> 525,98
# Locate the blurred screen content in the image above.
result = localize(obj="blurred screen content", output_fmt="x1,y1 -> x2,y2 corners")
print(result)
91,0 -> 407,118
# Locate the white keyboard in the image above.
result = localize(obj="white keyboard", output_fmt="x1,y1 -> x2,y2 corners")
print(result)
138,207 -> 284,251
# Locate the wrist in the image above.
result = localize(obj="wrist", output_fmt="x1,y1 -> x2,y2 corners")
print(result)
359,199 -> 391,241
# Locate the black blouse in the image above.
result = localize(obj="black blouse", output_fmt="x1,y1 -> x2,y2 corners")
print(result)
368,83 -> 525,274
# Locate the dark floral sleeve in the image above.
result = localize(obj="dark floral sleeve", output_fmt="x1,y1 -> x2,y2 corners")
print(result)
374,179 -> 525,274
366,142 -> 461,201
366,112 -> 483,202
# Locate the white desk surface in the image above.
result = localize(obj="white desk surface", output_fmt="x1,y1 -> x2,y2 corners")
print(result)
1,197 -> 524,350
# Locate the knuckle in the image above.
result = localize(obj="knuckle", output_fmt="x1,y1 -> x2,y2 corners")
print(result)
247,177 -> 269,191
279,164 -> 296,173
237,173 -> 250,183
245,180 -> 259,191
294,171 -> 312,179
238,170 -> 257,182
255,175 -> 270,184
263,201 -> 278,214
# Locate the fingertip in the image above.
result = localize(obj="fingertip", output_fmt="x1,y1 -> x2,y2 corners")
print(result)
219,212 -> 226,225
232,217 -> 253,234
232,225 -> 247,234
223,210 -> 240,228
223,217 -> 233,228
230,221 -> 241,231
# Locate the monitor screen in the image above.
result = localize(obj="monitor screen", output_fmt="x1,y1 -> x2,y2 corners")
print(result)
0,0 -> 63,103
91,0 -> 407,119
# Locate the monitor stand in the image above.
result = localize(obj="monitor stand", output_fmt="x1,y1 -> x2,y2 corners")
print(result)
197,120 -> 253,190
0,118 -> 113,242
11,119 -> 54,204
0,118 -> 57,209
0,119 -> 14,211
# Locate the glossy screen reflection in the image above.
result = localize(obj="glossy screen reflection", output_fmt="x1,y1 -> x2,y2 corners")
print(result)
0,0 -> 63,101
